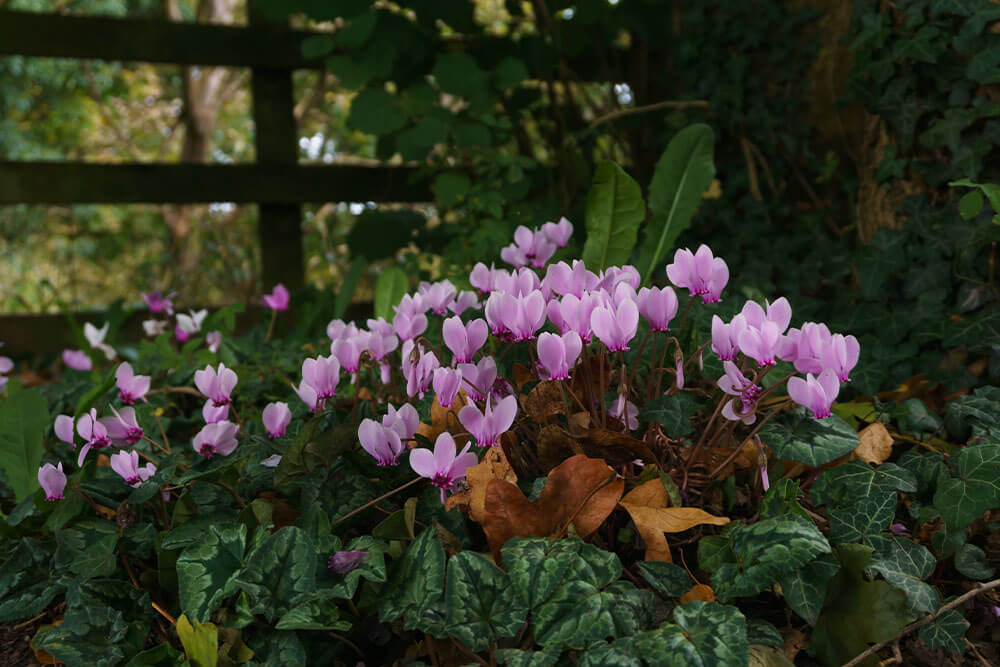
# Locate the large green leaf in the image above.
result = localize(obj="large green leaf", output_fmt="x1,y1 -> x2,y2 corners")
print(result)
32,605 -> 144,667
777,552 -> 839,625
932,442 -> 1000,528
177,523 -> 250,622
377,526 -> 447,634
811,461 -> 916,544
581,161 -> 645,271
347,88 -> 406,135
0,537 -> 62,623
235,526 -> 316,622
445,551 -> 528,652
0,383 -> 50,501
333,255 -> 368,320
954,543 -> 994,580
637,561 -> 692,598
374,266 -> 409,321
868,535 -> 940,614
502,537 -> 621,611
759,409 -> 860,467
530,579 -> 654,650
638,393 -> 697,439
712,515 -> 831,602
54,519 -> 119,580
638,124 -> 716,285
918,609 -> 968,655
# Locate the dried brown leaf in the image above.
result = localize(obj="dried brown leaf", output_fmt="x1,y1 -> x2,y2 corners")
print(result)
853,421 -> 894,464
523,380 -> 569,421
416,390 -> 467,445
679,583 -> 715,603
619,479 -> 729,562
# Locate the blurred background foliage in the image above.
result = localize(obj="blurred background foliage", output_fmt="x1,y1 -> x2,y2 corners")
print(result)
2,0 -> 1000,394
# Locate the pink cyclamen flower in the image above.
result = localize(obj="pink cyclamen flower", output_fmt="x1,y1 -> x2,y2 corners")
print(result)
193,420 -> 240,458
174,323 -> 190,343
712,314 -> 747,362
327,319 -> 359,341
176,309 -> 207,338
598,266 -> 641,293
110,450 -> 156,487
783,322 -> 831,372
76,408 -> 111,466
366,332 -> 399,363
410,432 -> 480,503
383,403 -> 419,440
591,297 -> 639,352
63,349 -> 92,371
115,362 -> 150,405
609,394 -> 639,431
262,402 -> 292,438
537,331 -> 583,380
302,355 -> 340,401
203,399 -> 229,424
358,419 -> 404,466
449,291 -> 480,316
432,367 -> 463,408
637,286 -> 679,332
741,297 -> 792,334
195,362 -> 238,406
100,406 -> 144,446
501,226 -> 556,269
54,414 -> 75,445
666,245 -> 729,303
459,357 -> 498,403
675,355 -> 685,390
38,462 -> 66,501
738,321 -> 783,367
329,550 -> 367,574
401,341 -> 439,398
292,380 -> 319,412
717,361 -> 761,425
142,291 -> 176,315
543,261 -> 599,298
419,280 -> 457,315
821,334 -> 860,382
366,317 -> 394,337
442,316 -> 488,364
392,310 -> 428,342
143,320 -> 168,337
331,334 -> 369,374
493,267 -> 541,297
261,283 -> 290,311
547,293 -> 602,342
459,395 -> 518,448
787,370 -> 840,419
0,355 -> 12,392
541,217 -> 573,247
485,290 -> 546,341
206,331 -> 222,353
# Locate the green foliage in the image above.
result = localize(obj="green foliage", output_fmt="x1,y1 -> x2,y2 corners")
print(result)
377,526 -> 447,634
373,266 -> 409,321
176,523 -> 251,623
637,561 -> 692,598
638,393 -> 698,439
759,409 -> 860,467
581,161 -> 645,271
0,382 -> 50,501
918,609 -> 969,655
445,551 -> 527,652
176,614 -> 219,667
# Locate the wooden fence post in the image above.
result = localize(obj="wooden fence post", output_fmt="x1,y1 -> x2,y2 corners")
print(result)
249,1 -> 304,291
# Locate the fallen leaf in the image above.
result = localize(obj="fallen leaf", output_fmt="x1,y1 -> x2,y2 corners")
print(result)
523,380 -> 569,421
619,479 -> 730,562
536,424 -> 586,471
536,425 -> 654,472
511,363 -> 535,390
568,411 -> 592,433
853,422 -> 894,464
783,628 -> 809,661
31,618 -> 62,664
445,446 -> 517,522
416,391 -> 467,445
877,374 -> 932,401
479,455 -> 624,562
680,583 -> 715,603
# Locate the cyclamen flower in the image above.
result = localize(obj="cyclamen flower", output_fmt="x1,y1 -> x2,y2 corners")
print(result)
262,402 -> 292,438
536,331 -> 582,380
203,400 -> 229,424
459,395 -> 517,448
547,293 -> 602,342
485,291 -> 546,341
787,370 -> 840,419
193,420 -> 240,458
176,309 -> 208,337
366,332 -> 399,363
717,361 -> 761,425
666,245 -> 729,303
327,320 -> 359,341
76,408 -> 112,466
470,263 -> 499,294
543,260 -> 599,298
449,291 -> 480,316
609,394 -> 639,431
142,291 -> 176,315
783,322 -> 830,372
206,331 -> 222,353
302,355 -> 340,401
459,357 -> 498,403
501,226 -> 556,269
738,321 -> 783,367
38,462 -> 66,501
637,286 -> 679,332
442,317 -> 488,364
358,419 -> 404,466
392,310 -> 428,342
0,355 -> 12,392
712,314 -> 747,362
432,367 -> 462,408
598,266 -> 641,293
62,349 -> 93,371
84,321 -> 116,360
100,406 -> 144,446
143,320 -> 168,337
261,284 -> 290,311
493,267 -> 541,297
115,362 -> 150,405
331,334 -> 369,374
821,334 -> 860,383
195,362 -> 238,406
410,432 -> 479,503
366,317 -> 394,337
292,380 -> 319,412
740,297 -> 792,334
591,297 -> 639,352
54,415 -> 75,444
541,217 -> 573,247
329,550 -> 367,574
383,403 -> 420,440
419,280 -> 457,315
110,450 -> 156,487
401,341 -> 439,398
261,454 -> 282,467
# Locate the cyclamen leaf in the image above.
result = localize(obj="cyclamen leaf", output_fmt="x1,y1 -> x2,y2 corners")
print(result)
660,602 -> 749,667
638,393 -> 697,438
176,523 -> 249,623
954,543 -> 995,580
759,410 -> 860,467
918,609 -> 969,655
377,526 -> 447,634
445,551 -> 528,652
582,161 -> 645,271
712,515 -> 831,602
637,561 -> 693,598
32,606 -> 138,667
235,526 -> 317,622
746,618 -> 783,647
502,537 -> 621,612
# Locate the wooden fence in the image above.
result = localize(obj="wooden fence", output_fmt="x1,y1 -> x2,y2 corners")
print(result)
0,7 -> 431,353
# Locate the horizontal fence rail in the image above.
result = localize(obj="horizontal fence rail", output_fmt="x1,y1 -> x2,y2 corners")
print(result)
0,163 -> 431,204
0,9 -> 324,68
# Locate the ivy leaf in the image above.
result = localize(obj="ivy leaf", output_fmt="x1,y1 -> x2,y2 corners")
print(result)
868,535 -> 940,614
712,515 -> 831,602
918,609 -> 969,655
638,393 -> 697,438
0,383 -> 50,502
777,552 -> 840,625
759,410 -> 860,467
638,124 -> 716,285
377,526 -> 447,634
954,543 -> 995,580
347,88 -> 406,135
445,551 -> 528,652
811,461 -> 916,544
582,161 -> 645,271
759,479 -> 810,520
637,561 -> 692,598
176,523 -> 250,623
932,442 -> 1000,528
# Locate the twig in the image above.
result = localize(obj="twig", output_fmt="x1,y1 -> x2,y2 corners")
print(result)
589,99 -> 710,128
324,631 -> 365,660
842,578 -> 1000,667
331,477 -> 423,528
